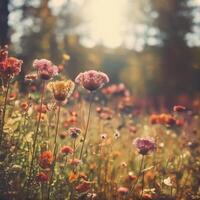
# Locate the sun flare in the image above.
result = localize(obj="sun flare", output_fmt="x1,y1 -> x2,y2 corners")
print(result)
82,0 -> 128,48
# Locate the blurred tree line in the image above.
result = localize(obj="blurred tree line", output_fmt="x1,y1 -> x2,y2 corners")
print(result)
0,0 -> 200,97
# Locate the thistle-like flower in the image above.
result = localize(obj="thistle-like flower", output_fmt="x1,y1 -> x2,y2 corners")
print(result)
47,80 -> 75,101
75,70 -> 109,91
133,137 -> 156,155
33,59 -> 58,80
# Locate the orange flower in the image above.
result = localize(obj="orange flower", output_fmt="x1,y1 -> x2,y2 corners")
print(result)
38,151 -> 53,169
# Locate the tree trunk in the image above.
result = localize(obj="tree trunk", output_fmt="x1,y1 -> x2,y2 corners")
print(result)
0,0 -> 9,46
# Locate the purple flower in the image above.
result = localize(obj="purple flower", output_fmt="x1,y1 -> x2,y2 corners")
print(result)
33,59 -> 58,80
133,137 -> 156,155
75,70 -> 109,91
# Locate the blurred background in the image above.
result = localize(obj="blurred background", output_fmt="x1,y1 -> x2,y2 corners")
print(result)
0,0 -> 200,98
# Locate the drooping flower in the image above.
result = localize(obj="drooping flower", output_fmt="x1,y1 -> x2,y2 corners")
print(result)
33,59 -> 58,80
133,137 -> 156,155
68,127 -> 81,139
75,70 -> 109,91
60,145 -> 74,155
38,151 -> 53,169
36,172 -> 49,182
0,46 -> 23,80
47,80 -> 75,101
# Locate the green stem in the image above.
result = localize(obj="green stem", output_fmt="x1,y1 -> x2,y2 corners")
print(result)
79,92 -> 93,160
0,81 -> 10,145
130,155 -> 144,196
47,104 -> 61,200
25,81 -> 45,195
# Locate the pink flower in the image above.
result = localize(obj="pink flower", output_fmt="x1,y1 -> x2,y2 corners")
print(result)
33,59 -> 58,80
117,187 -> 129,195
60,145 -> 74,155
133,137 -> 156,155
75,70 -> 109,91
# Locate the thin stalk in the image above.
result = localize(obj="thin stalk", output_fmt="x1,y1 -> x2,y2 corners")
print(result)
72,138 -> 76,172
25,81 -> 45,194
0,81 -> 10,145
47,104 -> 61,200
130,155 -> 145,196
79,92 -> 93,160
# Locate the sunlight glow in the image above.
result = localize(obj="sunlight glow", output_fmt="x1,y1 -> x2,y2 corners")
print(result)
82,0 -> 128,48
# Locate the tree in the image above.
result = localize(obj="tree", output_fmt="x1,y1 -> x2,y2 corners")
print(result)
0,0 -> 9,46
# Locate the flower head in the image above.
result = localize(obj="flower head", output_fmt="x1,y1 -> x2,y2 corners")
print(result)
75,70 -> 109,91
33,59 -> 58,80
38,151 -> 53,169
60,145 -> 74,155
68,127 -> 81,139
117,187 -> 129,195
36,172 -> 49,182
47,80 -> 75,101
0,46 -> 23,80
133,137 -> 156,155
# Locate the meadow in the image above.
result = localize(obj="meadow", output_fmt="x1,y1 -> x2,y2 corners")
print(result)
0,46 -> 199,200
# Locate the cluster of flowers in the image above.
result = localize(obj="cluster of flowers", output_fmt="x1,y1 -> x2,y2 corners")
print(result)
0,46 -> 23,82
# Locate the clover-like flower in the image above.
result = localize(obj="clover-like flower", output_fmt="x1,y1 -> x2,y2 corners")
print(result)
133,137 -> 156,155
33,59 -> 58,80
68,127 -> 81,139
75,70 -> 109,91
47,80 -> 75,101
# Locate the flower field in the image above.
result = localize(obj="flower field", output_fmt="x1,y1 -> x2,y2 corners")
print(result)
0,46 -> 200,200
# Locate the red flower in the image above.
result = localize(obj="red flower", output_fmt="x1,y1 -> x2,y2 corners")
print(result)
36,172 -> 48,182
38,151 -> 53,169
60,146 -> 74,155
75,181 -> 91,193
0,46 -> 23,80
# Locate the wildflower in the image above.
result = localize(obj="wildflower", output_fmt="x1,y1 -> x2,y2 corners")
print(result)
24,73 -> 38,82
47,80 -> 75,101
114,129 -> 120,139
38,151 -> 53,169
68,127 -> 81,139
20,101 -> 29,112
59,132 -> 67,139
35,104 -> 48,113
100,133 -> 107,140
69,158 -> 82,166
117,187 -> 129,195
75,181 -> 91,193
33,59 -> 58,80
36,172 -> 48,182
60,145 -> 74,155
121,162 -> 127,168
75,70 -> 109,91
133,137 -> 156,155
173,105 -> 186,112
128,172 -> 137,181
0,46 -> 23,80
102,83 -> 126,96
163,177 -> 173,187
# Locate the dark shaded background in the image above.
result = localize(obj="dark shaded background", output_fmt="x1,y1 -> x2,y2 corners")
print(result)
0,0 -> 200,98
